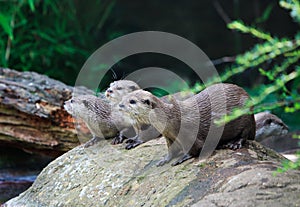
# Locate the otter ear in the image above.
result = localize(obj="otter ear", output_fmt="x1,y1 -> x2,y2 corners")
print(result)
150,101 -> 157,109
141,99 -> 156,109
82,100 -> 89,108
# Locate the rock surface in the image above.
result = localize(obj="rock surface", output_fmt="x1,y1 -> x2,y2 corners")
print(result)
4,139 -> 300,207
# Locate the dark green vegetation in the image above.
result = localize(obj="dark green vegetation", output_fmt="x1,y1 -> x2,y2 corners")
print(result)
240,0 -> 300,172
0,0 -> 119,85
214,0 -> 300,171
207,1 -> 300,127
0,0 -> 297,86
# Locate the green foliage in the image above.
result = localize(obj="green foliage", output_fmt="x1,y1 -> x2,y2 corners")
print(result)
195,0 -> 300,170
274,135 -> 300,174
199,0 -> 300,121
0,0 -> 117,85
228,21 -> 273,41
255,3 -> 274,24
280,0 -> 300,22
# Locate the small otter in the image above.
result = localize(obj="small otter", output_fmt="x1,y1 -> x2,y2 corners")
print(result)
119,83 -> 255,166
105,80 -> 159,146
254,112 -> 288,142
105,80 -> 140,103
64,95 -> 118,147
64,95 -> 135,147
105,80 -> 194,149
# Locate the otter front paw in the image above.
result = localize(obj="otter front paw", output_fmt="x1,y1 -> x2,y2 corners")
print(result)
156,154 -> 172,166
171,154 -> 192,166
224,138 -> 244,150
125,139 -> 143,150
111,135 -> 127,145
156,159 -> 169,167
84,137 -> 100,148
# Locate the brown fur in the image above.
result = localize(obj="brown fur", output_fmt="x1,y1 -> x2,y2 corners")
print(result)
64,93 -> 140,147
105,80 -> 140,103
105,80 -> 194,149
119,83 -> 256,166
64,95 -> 119,147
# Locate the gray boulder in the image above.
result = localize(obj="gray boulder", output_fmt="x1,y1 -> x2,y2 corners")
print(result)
4,138 -> 300,207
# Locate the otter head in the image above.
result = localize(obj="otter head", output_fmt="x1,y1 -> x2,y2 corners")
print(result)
105,80 -> 140,103
118,90 -> 159,125
255,112 -> 289,141
64,95 -> 99,120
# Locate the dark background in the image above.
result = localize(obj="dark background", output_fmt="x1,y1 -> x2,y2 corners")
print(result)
0,0 -> 298,86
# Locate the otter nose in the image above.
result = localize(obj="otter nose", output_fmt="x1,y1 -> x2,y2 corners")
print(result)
107,89 -> 113,93
119,104 -> 125,108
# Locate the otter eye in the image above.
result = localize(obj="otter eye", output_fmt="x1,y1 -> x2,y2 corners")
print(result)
264,119 -> 272,125
116,87 -> 123,90
129,99 -> 136,104
129,86 -> 136,90
70,100 -> 74,103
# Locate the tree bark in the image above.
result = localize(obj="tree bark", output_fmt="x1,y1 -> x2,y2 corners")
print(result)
0,68 -> 92,157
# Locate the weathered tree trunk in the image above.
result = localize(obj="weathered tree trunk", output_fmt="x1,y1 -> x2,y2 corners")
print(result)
0,68 -> 92,157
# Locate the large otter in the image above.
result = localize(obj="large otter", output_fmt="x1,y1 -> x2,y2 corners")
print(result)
119,83 -> 256,166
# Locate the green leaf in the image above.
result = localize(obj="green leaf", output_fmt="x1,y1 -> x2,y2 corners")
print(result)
255,4 -> 274,23
0,13 -> 13,40
28,0 -> 35,12
36,31 -> 57,43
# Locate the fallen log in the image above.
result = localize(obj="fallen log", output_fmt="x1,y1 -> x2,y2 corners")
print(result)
0,68 -> 93,156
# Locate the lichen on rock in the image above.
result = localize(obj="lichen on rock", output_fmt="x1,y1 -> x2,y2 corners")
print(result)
3,139 -> 300,207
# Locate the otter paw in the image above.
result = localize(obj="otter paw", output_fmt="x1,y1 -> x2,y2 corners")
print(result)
125,138 -> 135,144
171,154 -> 192,166
125,139 -> 143,150
156,159 -> 169,167
224,138 -> 244,150
111,135 -> 126,145
84,137 -> 100,148
156,155 -> 172,166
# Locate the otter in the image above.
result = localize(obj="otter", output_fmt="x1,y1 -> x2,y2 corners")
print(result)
64,95 -> 117,147
105,80 -> 194,149
254,112 -> 288,142
105,80 -> 140,103
119,83 -> 256,166
105,80 -> 160,146
64,94 -> 137,147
